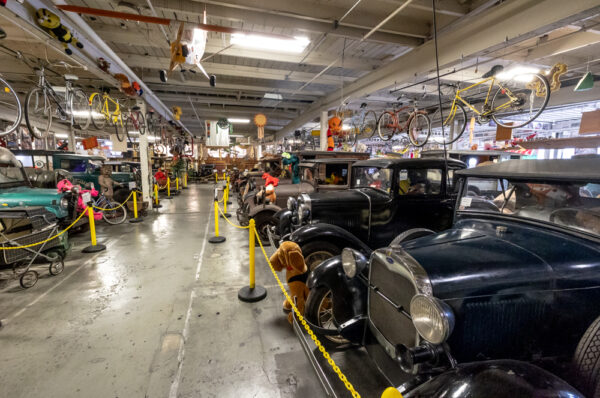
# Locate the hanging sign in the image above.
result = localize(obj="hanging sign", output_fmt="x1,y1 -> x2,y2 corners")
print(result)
254,113 -> 267,140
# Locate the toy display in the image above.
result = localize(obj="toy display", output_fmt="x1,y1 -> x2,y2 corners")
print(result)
327,116 -> 342,151
35,9 -> 84,55
268,241 -> 309,324
281,152 -> 300,184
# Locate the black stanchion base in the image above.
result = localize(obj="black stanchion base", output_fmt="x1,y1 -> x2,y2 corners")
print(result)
238,285 -> 267,302
163,196 -> 173,200
82,244 -> 106,253
129,217 -> 144,223
226,201 -> 232,205
152,203 -> 163,208
208,236 -> 226,244
183,186 -> 189,189
220,213 -> 232,218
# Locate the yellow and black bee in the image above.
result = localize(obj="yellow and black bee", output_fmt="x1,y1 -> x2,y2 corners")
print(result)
35,9 -> 84,55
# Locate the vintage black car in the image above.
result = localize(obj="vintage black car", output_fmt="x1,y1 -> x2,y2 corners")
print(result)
302,158 -> 600,397
237,158 -> 361,242
281,157 -> 466,268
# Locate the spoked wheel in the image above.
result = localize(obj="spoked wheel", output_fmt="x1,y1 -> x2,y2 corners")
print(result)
19,270 -> 38,289
0,76 -> 22,136
429,102 -> 467,145
305,287 -> 350,345
407,112 -> 431,147
377,111 -> 397,141
90,94 -> 106,130
301,241 -> 340,271
71,88 -> 91,130
254,212 -> 278,246
102,202 -> 127,225
46,250 -> 65,276
24,87 -> 52,139
491,73 -> 550,128
113,114 -> 126,142
360,110 -> 378,139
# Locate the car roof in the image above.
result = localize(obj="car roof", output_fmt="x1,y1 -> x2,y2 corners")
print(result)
352,157 -> 466,169
299,158 -> 361,167
55,153 -> 105,161
456,158 -> 600,182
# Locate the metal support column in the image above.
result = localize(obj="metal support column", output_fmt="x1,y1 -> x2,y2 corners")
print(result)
320,111 -> 328,151
68,125 -> 76,152
136,99 -> 151,204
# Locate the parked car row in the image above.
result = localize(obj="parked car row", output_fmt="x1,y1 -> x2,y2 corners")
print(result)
238,153 -> 600,397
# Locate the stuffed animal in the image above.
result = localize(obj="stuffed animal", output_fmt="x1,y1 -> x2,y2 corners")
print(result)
327,116 -> 342,151
269,241 -> 309,324
97,57 -> 110,73
282,152 -> 300,184
57,179 -> 102,220
261,172 -> 279,188
35,9 -> 84,55
172,106 -> 182,121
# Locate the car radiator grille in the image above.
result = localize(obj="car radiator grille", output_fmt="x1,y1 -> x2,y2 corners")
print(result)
369,253 -> 419,350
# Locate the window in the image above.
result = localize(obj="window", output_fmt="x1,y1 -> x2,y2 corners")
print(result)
398,168 -> 442,196
319,163 -> 348,185
352,167 -> 393,193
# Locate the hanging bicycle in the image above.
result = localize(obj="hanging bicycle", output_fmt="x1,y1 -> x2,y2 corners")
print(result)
377,105 -> 431,146
24,66 -> 90,138
0,75 -> 22,137
88,89 -> 126,141
349,105 -> 378,145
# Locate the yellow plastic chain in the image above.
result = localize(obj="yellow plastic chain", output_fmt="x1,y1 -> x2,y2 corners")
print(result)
254,229 -> 362,398
216,203 -> 249,229
92,190 -> 134,211
0,207 -> 88,250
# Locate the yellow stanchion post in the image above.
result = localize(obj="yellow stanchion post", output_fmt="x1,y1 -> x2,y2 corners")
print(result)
238,219 -> 266,302
183,173 -> 188,189
208,187 -> 226,244
153,184 -> 162,209
82,206 -> 106,253
221,183 -> 231,218
165,178 -> 173,199
222,172 -> 226,180
129,191 -> 144,223
176,177 -> 179,191
226,176 -> 232,205
215,172 -> 218,183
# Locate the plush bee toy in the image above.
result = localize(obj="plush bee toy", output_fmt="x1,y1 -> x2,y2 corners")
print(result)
35,9 -> 83,55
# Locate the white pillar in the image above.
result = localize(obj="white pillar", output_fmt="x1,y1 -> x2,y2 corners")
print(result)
68,125 -> 76,152
136,99 -> 151,203
320,111 -> 328,151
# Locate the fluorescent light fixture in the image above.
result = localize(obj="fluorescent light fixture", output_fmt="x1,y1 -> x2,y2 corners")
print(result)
231,33 -> 309,53
227,118 -> 250,124
55,133 -> 69,138
496,66 -> 540,82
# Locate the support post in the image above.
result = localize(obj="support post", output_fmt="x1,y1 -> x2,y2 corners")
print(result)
238,219 -> 266,302
320,110 -> 328,151
82,206 -> 106,253
136,99 -> 151,206
153,184 -> 162,208
208,188 -> 225,244
129,191 -> 144,223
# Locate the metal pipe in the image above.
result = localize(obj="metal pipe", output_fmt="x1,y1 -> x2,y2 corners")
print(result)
363,0 -> 414,41
146,0 -> 171,44
338,0 -> 362,23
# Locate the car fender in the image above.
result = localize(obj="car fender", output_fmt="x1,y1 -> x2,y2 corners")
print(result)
289,223 -> 371,255
403,360 -> 584,398
248,204 -> 281,219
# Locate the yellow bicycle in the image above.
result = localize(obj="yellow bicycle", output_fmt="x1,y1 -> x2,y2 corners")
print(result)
429,66 -> 550,144
89,90 -> 126,141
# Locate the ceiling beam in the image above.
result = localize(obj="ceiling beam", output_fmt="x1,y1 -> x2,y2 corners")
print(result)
176,105 -> 297,119
278,0 -> 600,137
522,30 -> 600,62
157,93 -> 310,108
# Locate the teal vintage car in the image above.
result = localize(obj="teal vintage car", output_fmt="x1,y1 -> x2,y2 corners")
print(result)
0,148 -> 69,220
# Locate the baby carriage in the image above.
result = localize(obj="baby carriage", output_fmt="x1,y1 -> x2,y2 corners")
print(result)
0,207 -> 69,289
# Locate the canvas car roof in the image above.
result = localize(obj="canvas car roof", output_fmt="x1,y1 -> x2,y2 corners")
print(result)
456,158 -> 600,182
353,157 -> 466,169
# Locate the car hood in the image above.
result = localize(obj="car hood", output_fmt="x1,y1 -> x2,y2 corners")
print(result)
0,186 -> 64,206
305,188 -> 372,207
399,218 -> 600,299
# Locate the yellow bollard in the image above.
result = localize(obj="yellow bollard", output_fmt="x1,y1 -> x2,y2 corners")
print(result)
184,173 -> 188,189
215,173 -> 218,183
166,178 -> 172,198
176,177 -> 179,191
381,387 -> 404,398
130,191 -> 143,223
153,184 -> 161,208
222,172 -> 226,180
221,185 -> 232,218
82,207 -> 106,253
208,198 -> 225,243
226,176 -> 232,205
238,219 -> 266,302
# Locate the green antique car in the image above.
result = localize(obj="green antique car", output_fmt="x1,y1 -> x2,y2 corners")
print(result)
0,148 -> 70,220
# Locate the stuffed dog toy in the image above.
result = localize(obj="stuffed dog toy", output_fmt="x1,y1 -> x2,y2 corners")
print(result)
269,241 -> 309,324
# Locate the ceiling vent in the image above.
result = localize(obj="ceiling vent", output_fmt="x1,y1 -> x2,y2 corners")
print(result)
259,93 -> 283,107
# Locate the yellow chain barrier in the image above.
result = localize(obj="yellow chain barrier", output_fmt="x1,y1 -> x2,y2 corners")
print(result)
254,229 -> 361,398
0,207 -> 88,250
217,204 -> 249,229
92,190 -> 134,211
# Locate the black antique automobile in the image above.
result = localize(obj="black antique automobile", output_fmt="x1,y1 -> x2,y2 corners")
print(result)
282,157 -> 466,268
301,158 -> 600,397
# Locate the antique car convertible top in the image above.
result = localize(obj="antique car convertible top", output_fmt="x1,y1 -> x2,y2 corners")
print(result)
296,158 -> 600,398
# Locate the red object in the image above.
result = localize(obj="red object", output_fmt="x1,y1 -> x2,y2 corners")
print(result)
261,172 -> 279,187
154,170 -> 167,186
82,136 -> 98,150
0,0 -> 6,6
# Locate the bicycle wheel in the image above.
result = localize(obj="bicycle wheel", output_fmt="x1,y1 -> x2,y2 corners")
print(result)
71,88 -> 90,130
137,112 -> 146,135
491,73 -> 550,129
114,113 -> 126,142
0,76 -> 22,136
145,113 -> 155,136
429,102 -> 467,145
407,113 -> 431,147
90,94 -> 106,130
102,202 -> 127,225
124,115 -> 138,148
24,87 -> 52,139
377,111 -> 397,141
361,110 -> 378,139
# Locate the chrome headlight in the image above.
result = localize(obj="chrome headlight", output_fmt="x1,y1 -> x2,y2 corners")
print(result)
410,295 -> 455,345
298,203 -> 310,222
287,197 -> 297,211
60,197 -> 69,209
341,247 -> 368,278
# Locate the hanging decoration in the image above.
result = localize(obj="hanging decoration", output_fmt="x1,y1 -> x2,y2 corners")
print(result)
254,113 -> 267,140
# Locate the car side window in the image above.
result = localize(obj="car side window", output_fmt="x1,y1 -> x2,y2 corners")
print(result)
319,163 -> 348,185
398,168 -> 442,196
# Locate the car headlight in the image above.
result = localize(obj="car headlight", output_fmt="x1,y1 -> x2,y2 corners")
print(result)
410,295 -> 455,345
60,197 -> 69,209
298,203 -> 310,222
287,197 -> 297,211
341,248 -> 367,278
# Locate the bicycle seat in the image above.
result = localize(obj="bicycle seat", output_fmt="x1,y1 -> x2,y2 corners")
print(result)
482,65 -> 504,78
64,74 -> 79,81
131,106 -> 140,111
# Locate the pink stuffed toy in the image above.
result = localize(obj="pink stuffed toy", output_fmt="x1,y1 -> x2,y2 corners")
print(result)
57,179 -> 103,220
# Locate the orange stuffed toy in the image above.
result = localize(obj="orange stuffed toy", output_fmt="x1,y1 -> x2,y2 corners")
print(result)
327,116 -> 342,151
269,241 -> 309,324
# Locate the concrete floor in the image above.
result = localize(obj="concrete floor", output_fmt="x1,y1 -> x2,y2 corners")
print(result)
0,184 -> 326,398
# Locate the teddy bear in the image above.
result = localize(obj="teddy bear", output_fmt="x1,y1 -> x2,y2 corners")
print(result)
269,241 -> 309,324
35,9 -> 84,55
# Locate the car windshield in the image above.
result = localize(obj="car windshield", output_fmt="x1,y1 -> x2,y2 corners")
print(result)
352,166 -> 393,193
0,165 -> 27,186
459,177 -> 600,237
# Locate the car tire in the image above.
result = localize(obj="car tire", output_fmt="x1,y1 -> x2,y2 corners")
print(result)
301,241 -> 340,271
305,286 -> 350,345
573,315 -> 600,398
254,212 -> 278,247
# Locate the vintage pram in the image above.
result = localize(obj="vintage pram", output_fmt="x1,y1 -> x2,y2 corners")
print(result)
0,207 -> 69,289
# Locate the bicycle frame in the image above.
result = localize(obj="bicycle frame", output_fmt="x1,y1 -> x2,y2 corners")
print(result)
35,68 -> 70,122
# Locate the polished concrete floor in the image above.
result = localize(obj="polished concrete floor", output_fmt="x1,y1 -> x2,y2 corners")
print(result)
0,184 -> 326,398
